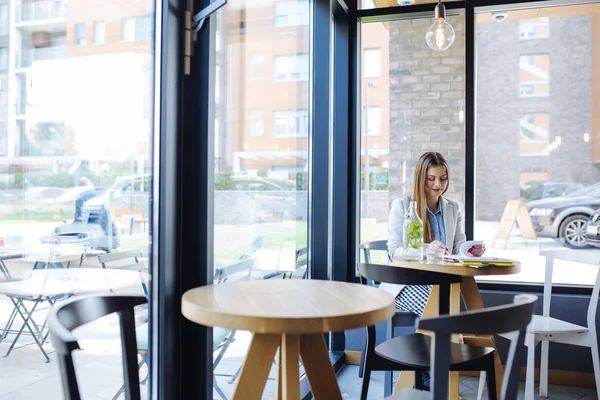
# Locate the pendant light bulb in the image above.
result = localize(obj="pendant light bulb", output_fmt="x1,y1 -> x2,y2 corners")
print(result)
425,1 -> 455,51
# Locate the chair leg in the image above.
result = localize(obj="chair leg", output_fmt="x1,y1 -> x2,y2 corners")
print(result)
539,341 -> 549,397
476,371 -> 486,400
485,358 -> 497,400
358,330 -> 366,378
214,376 -> 228,400
589,333 -> 600,400
525,334 -> 537,400
360,363 -> 371,400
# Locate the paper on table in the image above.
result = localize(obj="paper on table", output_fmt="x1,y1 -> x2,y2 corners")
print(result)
459,240 -> 483,257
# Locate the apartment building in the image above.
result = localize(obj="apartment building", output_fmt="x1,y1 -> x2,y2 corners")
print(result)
0,0 -> 152,176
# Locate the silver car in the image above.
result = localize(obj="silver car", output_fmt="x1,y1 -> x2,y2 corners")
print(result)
527,183 -> 600,248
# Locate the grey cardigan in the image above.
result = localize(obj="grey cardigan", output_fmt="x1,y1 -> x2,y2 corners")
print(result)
381,196 -> 467,297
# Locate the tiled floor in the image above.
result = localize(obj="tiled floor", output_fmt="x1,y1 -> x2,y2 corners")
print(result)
336,365 -> 599,400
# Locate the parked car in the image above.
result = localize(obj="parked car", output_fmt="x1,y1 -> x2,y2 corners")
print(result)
527,182 -> 600,248
585,211 -> 600,247
522,182 -> 584,201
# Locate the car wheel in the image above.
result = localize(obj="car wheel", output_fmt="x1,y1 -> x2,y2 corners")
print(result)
559,215 -> 592,249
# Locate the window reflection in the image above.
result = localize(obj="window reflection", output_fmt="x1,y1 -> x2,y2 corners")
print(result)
0,0 -> 155,397
211,0 -> 309,397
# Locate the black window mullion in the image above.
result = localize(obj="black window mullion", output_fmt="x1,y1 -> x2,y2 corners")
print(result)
309,0 -> 332,282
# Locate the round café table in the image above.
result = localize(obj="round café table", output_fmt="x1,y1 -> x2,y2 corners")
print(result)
391,257 -> 521,400
182,279 -> 395,400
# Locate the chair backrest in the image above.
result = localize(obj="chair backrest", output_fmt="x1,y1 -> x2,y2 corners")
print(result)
539,250 -> 600,329
48,294 -> 148,400
214,257 -> 254,284
418,294 -> 537,400
359,240 -> 388,264
98,250 -> 142,266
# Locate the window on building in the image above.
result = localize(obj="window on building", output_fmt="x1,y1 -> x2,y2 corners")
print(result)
363,48 -> 381,78
75,23 -> 86,46
274,0 -> 309,27
94,20 -> 105,45
519,18 -> 549,39
248,53 -> 264,80
273,54 -> 309,82
122,15 -> 151,42
250,111 -> 264,137
0,48 -> 7,71
215,65 -> 220,103
0,4 -> 8,36
519,54 -> 549,97
365,106 -> 381,136
519,113 -> 549,156
273,110 -> 309,137
122,17 -> 135,41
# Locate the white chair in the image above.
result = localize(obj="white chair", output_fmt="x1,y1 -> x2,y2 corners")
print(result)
526,250 -> 600,400
477,249 -> 600,400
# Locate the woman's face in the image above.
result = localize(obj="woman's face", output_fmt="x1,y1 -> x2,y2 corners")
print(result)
424,165 -> 448,201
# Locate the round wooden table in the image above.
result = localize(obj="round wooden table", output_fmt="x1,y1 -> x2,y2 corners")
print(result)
391,258 -> 521,400
182,279 -> 395,400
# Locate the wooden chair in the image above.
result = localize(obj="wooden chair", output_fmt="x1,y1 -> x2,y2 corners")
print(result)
48,294 -> 147,400
357,240 -> 417,392
357,263 -> 497,400
385,294 -> 538,400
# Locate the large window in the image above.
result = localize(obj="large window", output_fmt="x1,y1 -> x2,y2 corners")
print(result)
0,0 -> 155,397
210,0 -> 310,398
475,4 -> 600,285
359,15 -> 466,262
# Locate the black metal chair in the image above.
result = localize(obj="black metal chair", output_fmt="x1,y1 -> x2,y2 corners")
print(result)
357,262 -> 497,400
48,294 -> 147,400
385,294 -> 538,400
357,240 -> 418,388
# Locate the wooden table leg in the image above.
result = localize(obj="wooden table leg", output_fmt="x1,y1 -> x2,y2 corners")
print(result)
232,333 -> 281,400
299,334 -> 342,400
275,334 -> 300,400
461,277 -> 503,400
449,283 -> 461,400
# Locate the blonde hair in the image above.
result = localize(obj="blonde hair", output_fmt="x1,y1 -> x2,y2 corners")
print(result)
412,152 -> 450,243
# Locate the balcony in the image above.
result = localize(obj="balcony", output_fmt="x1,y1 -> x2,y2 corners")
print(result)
17,1 -> 67,23
16,46 -> 66,69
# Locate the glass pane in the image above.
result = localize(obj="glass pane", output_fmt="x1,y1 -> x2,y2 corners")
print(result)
0,0 -> 155,397
211,0 -> 310,398
475,4 -> 600,285
359,16 -> 466,267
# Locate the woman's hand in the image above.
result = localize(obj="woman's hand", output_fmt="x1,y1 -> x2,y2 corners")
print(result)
468,244 -> 486,257
429,240 -> 448,254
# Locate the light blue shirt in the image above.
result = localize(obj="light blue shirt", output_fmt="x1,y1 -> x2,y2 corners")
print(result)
427,204 -> 446,245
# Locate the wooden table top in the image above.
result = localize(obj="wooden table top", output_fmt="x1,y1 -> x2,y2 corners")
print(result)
391,258 -> 521,277
182,280 -> 395,334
